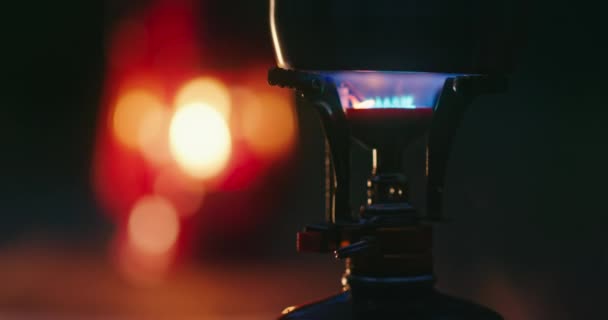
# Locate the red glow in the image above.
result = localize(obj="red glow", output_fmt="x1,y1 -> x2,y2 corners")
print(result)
215,142 -> 266,191
154,166 -> 205,217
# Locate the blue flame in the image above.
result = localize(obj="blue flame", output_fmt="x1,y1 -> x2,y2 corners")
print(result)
373,95 -> 415,108
321,71 -> 461,110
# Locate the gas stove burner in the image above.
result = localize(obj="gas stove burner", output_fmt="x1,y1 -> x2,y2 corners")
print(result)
267,0 -> 517,318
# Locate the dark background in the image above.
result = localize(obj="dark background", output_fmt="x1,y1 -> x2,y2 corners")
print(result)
2,0 -> 607,319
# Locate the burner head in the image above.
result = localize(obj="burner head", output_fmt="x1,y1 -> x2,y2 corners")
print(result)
326,71 -> 452,149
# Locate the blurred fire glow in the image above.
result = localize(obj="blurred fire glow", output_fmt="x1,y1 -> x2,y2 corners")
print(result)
94,0 -> 298,286
169,103 -> 232,179
112,90 -> 165,149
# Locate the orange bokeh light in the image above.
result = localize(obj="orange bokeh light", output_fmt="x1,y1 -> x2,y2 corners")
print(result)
174,77 -> 231,118
112,90 -> 165,149
128,195 -> 180,255
138,106 -> 172,167
239,90 -> 296,158
169,103 -> 232,180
